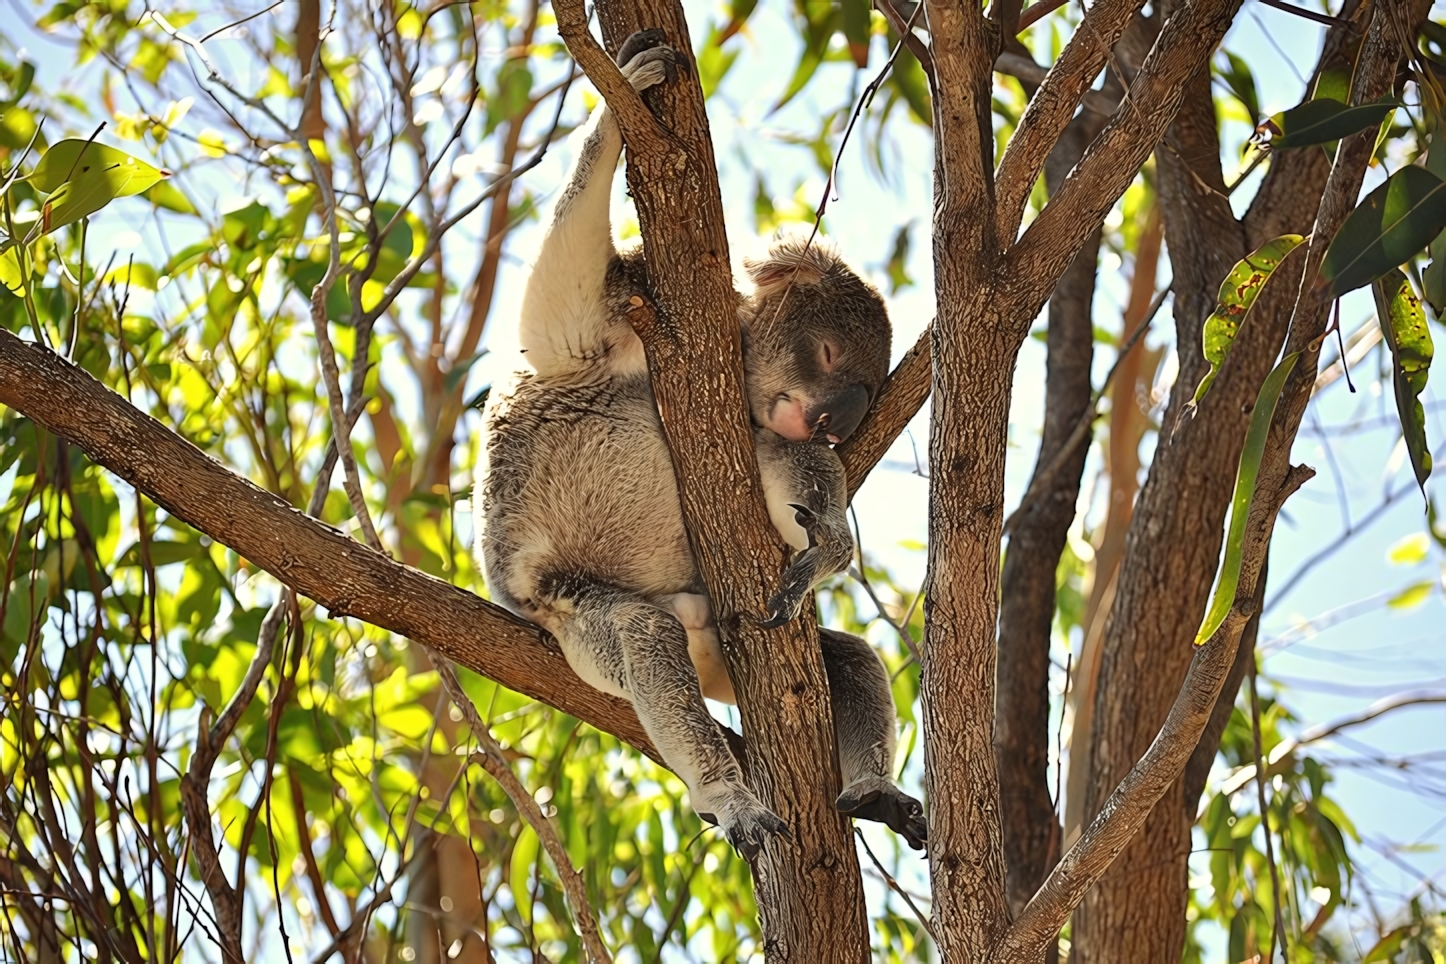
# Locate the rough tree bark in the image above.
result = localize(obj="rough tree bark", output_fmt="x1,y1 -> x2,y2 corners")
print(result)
995,112 -> 1104,919
550,0 -> 873,955
1072,1 -> 1419,959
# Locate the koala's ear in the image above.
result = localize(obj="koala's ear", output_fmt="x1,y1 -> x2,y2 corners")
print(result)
745,232 -> 839,298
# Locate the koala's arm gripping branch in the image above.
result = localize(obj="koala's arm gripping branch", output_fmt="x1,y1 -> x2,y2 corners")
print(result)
0,328 -> 663,765
553,0 -> 667,148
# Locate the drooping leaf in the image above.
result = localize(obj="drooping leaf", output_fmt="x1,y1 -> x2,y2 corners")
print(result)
717,0 -> 759,41
1188,234 -> 1306,410
772,9 -> 835,113
1269,96 -> 1397,150
1195,351 -> 1300,645
890,45 -> 932,126
883,221 -> 914,293
1420,117 -> 1446,316
1216,50 -> 1260,122
1319,165 -> 1446,301
841,0 -> 872,68
27,137 -> 168,196
1372,269 -> 1434,495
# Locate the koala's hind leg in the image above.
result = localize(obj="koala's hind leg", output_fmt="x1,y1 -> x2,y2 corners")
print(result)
565,593 -> 786,858
821,629 -> 928,850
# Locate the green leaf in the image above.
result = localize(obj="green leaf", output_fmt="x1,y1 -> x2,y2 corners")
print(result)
510,823 -> 539,922
36,173 -> 129,237
1320,166 -> 1446,301
1270,96 -> 1397,150
841,0 -> 872,68
1195,351 -> 1300,645
1372,269 -> 1434,494
144,180 -> 197,214
890,47 -> 931,126
1188,234 -> 1306,410
1217,50 -> 1260,121
102,261 -> 158,291
697,25 -> 740,98
0,246 -> 22,294
27,138 -> 168,196
883,221 -> 914,293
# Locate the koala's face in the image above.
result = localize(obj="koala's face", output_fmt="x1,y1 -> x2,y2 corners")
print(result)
743,236 -> 892,445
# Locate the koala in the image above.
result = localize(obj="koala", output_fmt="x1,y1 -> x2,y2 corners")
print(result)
474,30 -> 926,858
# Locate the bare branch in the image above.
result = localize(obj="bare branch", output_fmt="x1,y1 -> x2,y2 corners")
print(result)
996,464 -> 1314,961
838,325 -> 932,498
435,664 -> 613,964
0,328 -> 661,762
1007,0 -> 1246,317
993,0 -> 1148,245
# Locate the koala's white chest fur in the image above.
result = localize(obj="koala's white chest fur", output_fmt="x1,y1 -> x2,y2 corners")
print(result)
476,366 -> 700,630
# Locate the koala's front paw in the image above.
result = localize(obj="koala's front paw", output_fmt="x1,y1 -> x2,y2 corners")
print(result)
836,777 -> 928,851
760,504 -> 824,628
695,784 -> 789,860
617,30 -> 685,91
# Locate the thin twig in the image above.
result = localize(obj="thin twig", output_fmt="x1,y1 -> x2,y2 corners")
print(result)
1249,659 -> 1288,963
1002,283 -> 1172,537
1258,0 -> 1351,28
434,663 -> 613,964
855,828 -> 936,941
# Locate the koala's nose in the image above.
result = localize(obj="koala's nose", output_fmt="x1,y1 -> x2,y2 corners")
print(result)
813,384 -> 871,444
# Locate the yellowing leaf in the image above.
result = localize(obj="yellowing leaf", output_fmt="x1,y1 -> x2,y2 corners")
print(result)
1372,269 -> 1434,495
1188,234 -> 1306,411
1387,581 -> 1434,609
1387,532 -> 1430,565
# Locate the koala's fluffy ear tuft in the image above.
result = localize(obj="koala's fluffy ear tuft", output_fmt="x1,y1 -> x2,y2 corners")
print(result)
744,230 -> 842,298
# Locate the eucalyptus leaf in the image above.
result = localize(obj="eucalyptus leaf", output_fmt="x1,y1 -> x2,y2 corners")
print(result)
27,137 -> 168,196
1319,165 -> 1446,301
1269,96 -> 1396,150
1195,351 -> 1300,646
1188,234 -> 1306,411
841,0 -> 872,68
1372,269 -> 1434,496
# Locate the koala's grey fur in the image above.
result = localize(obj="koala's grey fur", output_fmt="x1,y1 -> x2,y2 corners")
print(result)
474,30 -> 925,857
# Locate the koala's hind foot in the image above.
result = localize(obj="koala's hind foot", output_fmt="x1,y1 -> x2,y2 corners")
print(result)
836,776 -> 928,851
694,782 -> 789,860
616,29 -> 686,88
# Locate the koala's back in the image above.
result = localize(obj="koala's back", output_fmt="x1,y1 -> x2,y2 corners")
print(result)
477,365 -> 699,633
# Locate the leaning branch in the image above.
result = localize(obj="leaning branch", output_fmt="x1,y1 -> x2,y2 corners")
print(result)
1006,0 -> 1245,319
838,325 -> 932,498
0,328 -> 660,762
993,0 -> 1148,244
995,462 -> 1315,960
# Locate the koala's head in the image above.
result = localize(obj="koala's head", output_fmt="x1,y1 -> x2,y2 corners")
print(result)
742,233 -> 892,445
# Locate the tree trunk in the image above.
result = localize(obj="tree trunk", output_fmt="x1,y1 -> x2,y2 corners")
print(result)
1071,1 -> 1402,958
555,0 -> 870,956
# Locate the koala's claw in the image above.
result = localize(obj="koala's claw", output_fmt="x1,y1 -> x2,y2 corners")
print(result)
615,28 -> 666,65
837,777 -> 928,851
617,30 -> 686,90
697,792 -> 790,860
761,582 -> 808,629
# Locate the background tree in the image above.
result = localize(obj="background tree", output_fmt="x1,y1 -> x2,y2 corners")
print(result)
1,0 -> 1445,960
